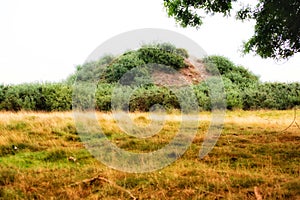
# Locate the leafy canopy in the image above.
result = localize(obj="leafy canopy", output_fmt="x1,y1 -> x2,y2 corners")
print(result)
163,0 -> 300,60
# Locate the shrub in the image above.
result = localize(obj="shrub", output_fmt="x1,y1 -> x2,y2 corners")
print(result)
0,83 -> 72,111
71,55 -> 115,83
175,48 -> 189,58
104,51 -> 146,83
242,82 -> 300,110
95,83 -> 114,111
128,86 -> 180,112
192,83 -> 211,111
39,83 -> 72,111
204,56 -> 259,88
141,42 -> 177,52
222,77 -> 243,110
204,55 -> 236,75
138,47 -> 186,70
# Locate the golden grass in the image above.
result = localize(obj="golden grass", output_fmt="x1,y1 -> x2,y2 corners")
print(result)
0,109 -> 295,124
0,110 -> 299,199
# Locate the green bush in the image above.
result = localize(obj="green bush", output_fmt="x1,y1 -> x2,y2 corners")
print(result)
70,55 -> 115,83
129,86 -> 180,112
95,83 -> 114,111
104,52 -> 146,83
0,83 -> 72,111
204,55 -> 236,75
0,84 -> 41,111
204,55 -> 259,88
138,47 -> 186,70
109,85 -> 180,112
242,83 -> 300,110
141,42 -> 177,53
222,77 -> 243,110
175,48 -> 189,58
192,83 -> 211,111
40,83 -> 72,111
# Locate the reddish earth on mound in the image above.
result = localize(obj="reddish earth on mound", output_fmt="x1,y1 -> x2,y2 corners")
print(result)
151,58 -> 210,87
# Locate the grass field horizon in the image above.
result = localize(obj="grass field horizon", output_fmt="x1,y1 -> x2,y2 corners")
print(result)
0,110 -> 299,199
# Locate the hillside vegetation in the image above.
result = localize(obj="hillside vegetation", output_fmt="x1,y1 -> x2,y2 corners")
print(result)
0,43 -> 299,111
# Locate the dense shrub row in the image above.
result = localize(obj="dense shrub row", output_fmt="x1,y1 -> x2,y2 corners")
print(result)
242,82 -> 300,110
0,83 -> 72,111
0,81 -> 299,112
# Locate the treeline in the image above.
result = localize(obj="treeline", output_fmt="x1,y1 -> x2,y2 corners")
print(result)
0,81 -> 299,112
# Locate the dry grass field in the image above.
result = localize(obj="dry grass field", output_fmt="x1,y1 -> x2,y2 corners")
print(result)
0,110 -> 299,199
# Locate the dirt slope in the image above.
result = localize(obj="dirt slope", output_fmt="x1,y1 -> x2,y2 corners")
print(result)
151,57 -> 209,87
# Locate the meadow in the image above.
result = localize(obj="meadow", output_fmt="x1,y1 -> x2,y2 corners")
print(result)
0,110 -> 299,199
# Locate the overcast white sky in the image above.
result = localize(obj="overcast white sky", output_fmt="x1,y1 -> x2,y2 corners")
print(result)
0,0 -> 299,84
